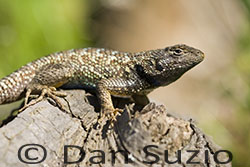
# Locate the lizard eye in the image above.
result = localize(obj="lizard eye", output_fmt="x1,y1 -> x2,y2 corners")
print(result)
173,49 -> 183,55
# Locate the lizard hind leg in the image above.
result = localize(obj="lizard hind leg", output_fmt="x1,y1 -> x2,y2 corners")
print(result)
19,63 -> 74,112
18,86 -> 67,112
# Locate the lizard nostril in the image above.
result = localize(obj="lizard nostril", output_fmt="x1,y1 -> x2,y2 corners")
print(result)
196,50 -> 204,56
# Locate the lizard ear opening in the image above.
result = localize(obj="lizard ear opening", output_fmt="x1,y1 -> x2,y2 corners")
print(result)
135,64 -> 144,74
156,61 -> 164,72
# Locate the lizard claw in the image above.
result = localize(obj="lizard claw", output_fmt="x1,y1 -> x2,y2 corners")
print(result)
19,87 -> 67,112
98,108 -> 123,126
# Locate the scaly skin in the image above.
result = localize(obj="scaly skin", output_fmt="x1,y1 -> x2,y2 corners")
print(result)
0,44 -> 204,121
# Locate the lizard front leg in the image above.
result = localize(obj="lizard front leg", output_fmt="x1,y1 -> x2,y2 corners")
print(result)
96,78 -> 148,123
96,80 -> 122,123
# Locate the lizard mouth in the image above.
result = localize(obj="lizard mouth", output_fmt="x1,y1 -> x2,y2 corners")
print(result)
200,52 -> 205,59
193,50 -> 205,65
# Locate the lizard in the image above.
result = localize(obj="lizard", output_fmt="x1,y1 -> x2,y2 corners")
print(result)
0,44 -> 204,121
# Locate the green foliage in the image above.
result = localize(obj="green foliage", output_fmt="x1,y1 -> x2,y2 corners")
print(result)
237,14 -> 250,112
242,0 -> 250,18
0,0 -> 92,77
231,1 -> 250,166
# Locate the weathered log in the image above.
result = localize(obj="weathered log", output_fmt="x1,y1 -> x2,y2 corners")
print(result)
0,90 -> 232,167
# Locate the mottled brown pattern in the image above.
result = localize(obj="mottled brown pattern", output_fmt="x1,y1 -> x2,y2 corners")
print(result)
0,44 -> 204,120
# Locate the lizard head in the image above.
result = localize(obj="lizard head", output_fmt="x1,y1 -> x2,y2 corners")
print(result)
157,44 -> 204,85
136,44 -> 204,87
162,44 -> 204,71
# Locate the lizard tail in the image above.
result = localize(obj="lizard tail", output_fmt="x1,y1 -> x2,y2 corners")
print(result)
0,64 -> 36,104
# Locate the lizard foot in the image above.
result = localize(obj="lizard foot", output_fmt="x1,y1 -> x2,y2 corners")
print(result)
19,87 -> 67,112
98,108 -> 124,126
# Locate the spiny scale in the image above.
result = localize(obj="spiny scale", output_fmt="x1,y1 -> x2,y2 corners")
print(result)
0,44 -> 204,121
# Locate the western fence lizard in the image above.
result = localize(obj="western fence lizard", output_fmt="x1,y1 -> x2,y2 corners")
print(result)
0,44 -> 204,121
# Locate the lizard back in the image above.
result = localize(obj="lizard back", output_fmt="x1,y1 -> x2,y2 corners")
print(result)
0,48 -> 135,104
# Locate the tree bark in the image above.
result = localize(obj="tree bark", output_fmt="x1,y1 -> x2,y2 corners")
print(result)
0,90 -> 232,167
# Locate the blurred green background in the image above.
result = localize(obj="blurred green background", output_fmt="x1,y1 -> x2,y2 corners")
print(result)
0,0 -> 249,166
